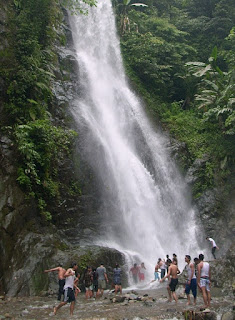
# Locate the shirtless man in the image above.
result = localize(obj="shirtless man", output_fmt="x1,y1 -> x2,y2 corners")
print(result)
53,262 -> 79,316
160,259 -> 180,303
184,255 -> 197,305
130,263 -> 139,284
197,254 -> 211,309
44,264 -> 66,301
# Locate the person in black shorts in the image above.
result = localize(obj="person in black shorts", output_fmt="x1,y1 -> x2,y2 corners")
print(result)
160,258 -> 180,303
53,263 -> 79,316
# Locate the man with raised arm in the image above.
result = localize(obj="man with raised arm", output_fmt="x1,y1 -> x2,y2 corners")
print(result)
44,264 -> 66,301
53,262 -> 79,316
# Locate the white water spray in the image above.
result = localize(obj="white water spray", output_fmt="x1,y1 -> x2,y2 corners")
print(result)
68,0 -> 199,281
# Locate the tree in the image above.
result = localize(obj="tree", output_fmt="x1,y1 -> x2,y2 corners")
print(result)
186,47 -> 235,135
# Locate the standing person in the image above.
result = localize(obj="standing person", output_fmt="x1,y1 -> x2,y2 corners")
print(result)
53,262 -> 79,316
197,254 -> 211,309
130,263 -> 139,284
138,262 -> 146,281
96,263 -> 109,298
92,268 -> 98,297
113,264 -> 122,294
84,266 -> 93,299
44,264 -> 66,301
184,255 -> 197,305
206,237 -> 219,259
194,257 -> 199,279
172,253 -> 178,265
166,255 -> 171,273
159,258 -> 166,279
154,259 -> 160,281
160,259 -> 180,303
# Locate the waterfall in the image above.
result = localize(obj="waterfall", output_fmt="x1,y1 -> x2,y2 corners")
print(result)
68,0 -> 199,280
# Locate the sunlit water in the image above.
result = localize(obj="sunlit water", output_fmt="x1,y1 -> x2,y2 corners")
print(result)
68,0 -> 200,284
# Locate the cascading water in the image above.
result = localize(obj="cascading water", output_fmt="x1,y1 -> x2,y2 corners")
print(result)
68,0 -> 199,281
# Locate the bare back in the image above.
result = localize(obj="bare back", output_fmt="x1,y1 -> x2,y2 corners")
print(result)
58,267 -> 66,280
168,264 -> 178,279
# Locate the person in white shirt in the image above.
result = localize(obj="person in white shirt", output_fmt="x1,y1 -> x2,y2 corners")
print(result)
197,254 -> 211,309
53,262 -> 79,316
206,237 -> 219,259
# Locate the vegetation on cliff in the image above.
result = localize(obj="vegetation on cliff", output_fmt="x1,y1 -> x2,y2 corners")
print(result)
0,0 -> 96,220
113,0 -> 235,198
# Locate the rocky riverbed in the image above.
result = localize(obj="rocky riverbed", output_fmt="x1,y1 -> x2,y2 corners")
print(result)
0,285 -> 234,320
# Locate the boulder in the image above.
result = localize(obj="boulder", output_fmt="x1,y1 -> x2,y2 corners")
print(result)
221,311 -> 235,320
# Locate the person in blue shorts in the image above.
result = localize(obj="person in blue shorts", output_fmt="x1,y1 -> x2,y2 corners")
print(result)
113,264 -> 122,294
185,255 -> 197,305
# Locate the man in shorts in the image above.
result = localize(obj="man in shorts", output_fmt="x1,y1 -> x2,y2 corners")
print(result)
44,264 -> 66,301
197,254 -> 211,309
113,264 -> 122,294
96,263 -> 109,298
160,259 -> 180,303
184,255 -> 197,305
53,262 -> 79,316
84,266 -> 93,299
129,263 -> 139,284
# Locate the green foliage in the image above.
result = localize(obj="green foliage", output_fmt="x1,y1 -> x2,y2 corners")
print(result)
78,251 -> 93,271
14,120 -> 77,219
186,47 -> 235,135
114,0 -> 235,196
61,0 -> 97,15
1,0 -> 81,221
120,10 -> 196,100
160,102 -> 235,196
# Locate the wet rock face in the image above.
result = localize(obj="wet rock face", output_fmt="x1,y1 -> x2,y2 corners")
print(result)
169,139 -> 235,256
40,245 -> 128,295
210,243 -> 235,296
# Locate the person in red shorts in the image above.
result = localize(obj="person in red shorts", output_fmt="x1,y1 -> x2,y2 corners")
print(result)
138,262 -> 146,281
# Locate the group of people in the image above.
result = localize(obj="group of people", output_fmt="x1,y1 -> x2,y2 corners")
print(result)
44,262 -> 121,316
151,252 -> 211,309
129,262 -> 147,282
44,237 -> 218,316
128,237 -> 218,309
